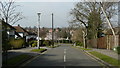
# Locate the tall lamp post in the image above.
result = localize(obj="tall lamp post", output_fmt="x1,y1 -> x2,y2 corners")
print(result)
37,12 -> 41,49
52,13 -> 54,46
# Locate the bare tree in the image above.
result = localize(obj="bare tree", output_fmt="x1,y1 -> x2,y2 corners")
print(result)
70,2 -> 117,28
0,0 -> 24,24
69,2 -> 117,48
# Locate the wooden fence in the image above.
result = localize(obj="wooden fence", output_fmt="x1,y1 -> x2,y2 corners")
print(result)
87,35 -> 120,49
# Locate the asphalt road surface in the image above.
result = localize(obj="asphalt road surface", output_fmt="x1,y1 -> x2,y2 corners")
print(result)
22,44 -> 103,68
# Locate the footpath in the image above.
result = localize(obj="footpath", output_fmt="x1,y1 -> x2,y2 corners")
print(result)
2,47 -> 49,67
6,47 -> 49,59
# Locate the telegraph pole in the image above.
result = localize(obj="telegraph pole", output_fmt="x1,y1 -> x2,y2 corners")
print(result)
52,13 -> 54,46
100,2 -> 117,49
37,12 -> 41,49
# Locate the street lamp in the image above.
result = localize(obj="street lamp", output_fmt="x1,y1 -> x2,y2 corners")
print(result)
37,12 -> 41,49
52,13 -> 54,47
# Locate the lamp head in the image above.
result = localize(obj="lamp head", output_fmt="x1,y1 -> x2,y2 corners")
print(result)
37,12 -> 41,16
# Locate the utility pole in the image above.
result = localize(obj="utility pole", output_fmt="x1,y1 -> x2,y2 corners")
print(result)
100,2 -> 117,49
52,13 -> 54,46
37,12 -> 41,49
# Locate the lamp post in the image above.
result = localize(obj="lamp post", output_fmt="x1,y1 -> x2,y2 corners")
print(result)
52,13 -> 54,46
37,12 -> 41,49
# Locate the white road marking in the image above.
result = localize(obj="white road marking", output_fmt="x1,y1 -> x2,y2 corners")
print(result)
64,49 -> 66,54
64,49 -> 67,62
64,55 -> 66,62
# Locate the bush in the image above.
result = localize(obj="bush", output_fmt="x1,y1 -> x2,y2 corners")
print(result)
32,41 -> 37,47
116,46 -> 120,54
76,41 -> 83,46
29,40 -> 34,46
2,40 -> 11,51
9,38 -> 25,49
43,40 -> 50,46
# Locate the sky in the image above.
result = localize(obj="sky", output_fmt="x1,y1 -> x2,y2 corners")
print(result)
2,0 -> 119,28
12,2 -> 75,28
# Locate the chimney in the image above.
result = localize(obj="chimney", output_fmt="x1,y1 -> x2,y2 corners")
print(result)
18,24 -> 20,26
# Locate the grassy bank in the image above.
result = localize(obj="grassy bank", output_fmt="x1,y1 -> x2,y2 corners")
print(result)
89,51 -> 120,66
31,48 -> 47,52
80,48 -> 92,51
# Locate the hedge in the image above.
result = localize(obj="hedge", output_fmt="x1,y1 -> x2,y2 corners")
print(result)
9,38 -> 25,49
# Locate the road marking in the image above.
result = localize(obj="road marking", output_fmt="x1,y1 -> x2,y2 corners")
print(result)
64,55 -> 66,62
64,49 -> 66,62
64,49 -> 66,54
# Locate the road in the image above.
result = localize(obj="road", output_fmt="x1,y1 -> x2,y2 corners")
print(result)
22,44 -> 103,68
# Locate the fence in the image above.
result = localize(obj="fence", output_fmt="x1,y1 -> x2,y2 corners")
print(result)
87,35 -> 119,49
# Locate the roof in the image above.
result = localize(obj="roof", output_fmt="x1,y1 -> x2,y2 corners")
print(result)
1,20 -> 16,30
13,25 -> 28,33
13,25 -> 29,35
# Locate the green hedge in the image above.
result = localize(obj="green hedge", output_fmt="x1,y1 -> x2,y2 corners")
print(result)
2,40 -> 11,51
43,40 -> 51,46
28,40 -> 37,47
9,38 -> 25,49
116,46 -> 120,54
32,41 -> 37,47
75,41 -> 83,46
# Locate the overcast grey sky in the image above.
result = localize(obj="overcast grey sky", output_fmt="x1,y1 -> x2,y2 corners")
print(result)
12,2 -> 75,28
11,1 -> 118,28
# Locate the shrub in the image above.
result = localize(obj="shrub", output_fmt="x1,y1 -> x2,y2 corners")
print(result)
76,41 -> 83,46
116,46 -> 120,54
2,40 -> 11,51
32,41 -> 37,47
9,38 -> 25,49
24,42 -> 29,47
28,40 -> 34,46
43,40 -> 50,46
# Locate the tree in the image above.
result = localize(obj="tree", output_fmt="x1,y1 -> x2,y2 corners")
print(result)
0,0 -> 24,24
87,10 -> 102,39
70,2 -> 117,48
71,28 -> 83,42
0,1 -> 24,65
39,30 -> 47,39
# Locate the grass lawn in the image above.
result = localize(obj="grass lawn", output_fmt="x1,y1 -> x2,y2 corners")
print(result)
31,48 -> 46,52
89,51 -> 120,66
80,48 -> 92,51
4,54 -> 32,65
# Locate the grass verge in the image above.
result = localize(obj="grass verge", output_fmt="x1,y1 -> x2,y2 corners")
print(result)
3,54 -> 32,66
31,48 -> 47,52
80,48 -> 92,51
89,51 -> 120,66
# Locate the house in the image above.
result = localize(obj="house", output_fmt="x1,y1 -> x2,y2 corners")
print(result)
26,32 -> 37,42
13,24 -> 29,38
45,29 -> 58,40
1,20 -> 21,39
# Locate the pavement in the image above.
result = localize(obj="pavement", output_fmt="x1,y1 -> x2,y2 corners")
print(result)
22,44 -> 103,68
2,47 -> 49,60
